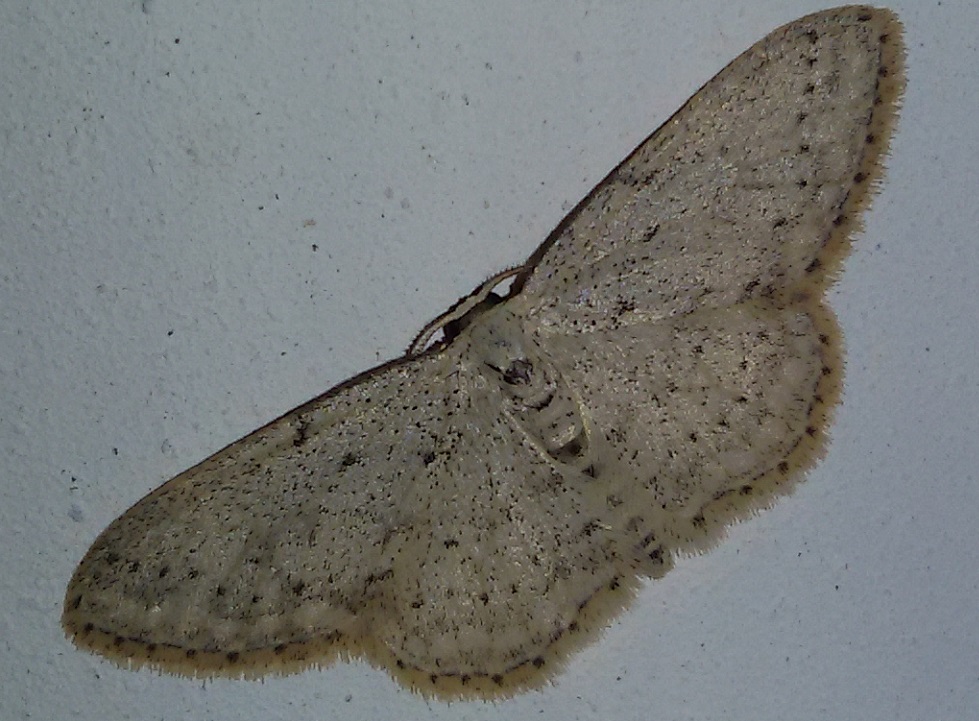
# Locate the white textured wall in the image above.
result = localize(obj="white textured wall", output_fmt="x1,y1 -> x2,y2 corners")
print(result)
2,2 -> 976,719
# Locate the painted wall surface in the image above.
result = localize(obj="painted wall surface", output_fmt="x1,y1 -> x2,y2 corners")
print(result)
2,2 -> 976,719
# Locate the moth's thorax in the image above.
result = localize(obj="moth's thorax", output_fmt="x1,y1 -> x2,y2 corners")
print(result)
463,303 -> 591,472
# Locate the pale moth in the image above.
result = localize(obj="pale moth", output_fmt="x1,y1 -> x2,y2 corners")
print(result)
64,6 -> 904,699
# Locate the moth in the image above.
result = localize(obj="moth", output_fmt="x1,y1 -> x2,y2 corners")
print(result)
64,6 -> 904,698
